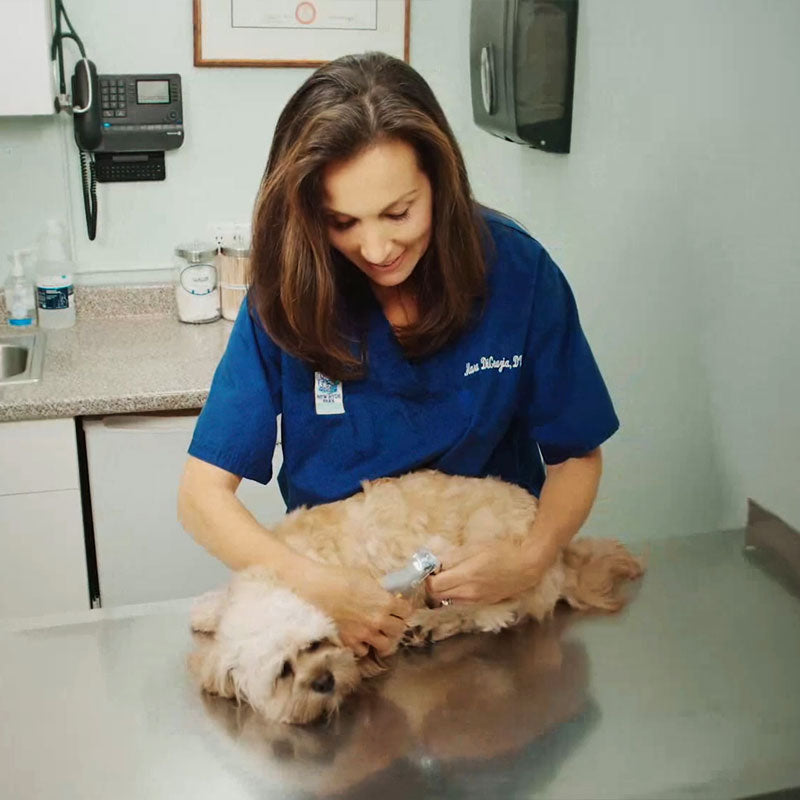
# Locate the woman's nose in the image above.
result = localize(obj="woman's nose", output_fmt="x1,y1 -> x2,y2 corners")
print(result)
359,227 -> 392,265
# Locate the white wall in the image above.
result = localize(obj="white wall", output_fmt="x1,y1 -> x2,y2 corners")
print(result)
678,2 -> 800,531
413,0 -> 800,538
1,0 -> 798,538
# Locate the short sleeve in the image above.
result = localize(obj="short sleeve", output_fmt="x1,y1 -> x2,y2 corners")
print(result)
523,249 -> 619,464
188,299 -> 282,483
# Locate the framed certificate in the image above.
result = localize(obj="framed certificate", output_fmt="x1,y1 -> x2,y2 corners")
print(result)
194,0 -> 410,67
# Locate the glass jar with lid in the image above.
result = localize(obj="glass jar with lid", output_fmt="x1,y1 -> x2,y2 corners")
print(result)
217,244 -> 250,321
174,242 -> 220,324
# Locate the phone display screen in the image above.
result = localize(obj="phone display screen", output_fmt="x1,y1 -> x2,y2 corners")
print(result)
136,80 -> 170,104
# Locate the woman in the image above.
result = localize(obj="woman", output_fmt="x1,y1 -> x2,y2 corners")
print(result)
178,53 -> 618,658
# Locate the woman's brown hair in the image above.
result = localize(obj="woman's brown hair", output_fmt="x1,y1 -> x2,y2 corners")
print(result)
249,52 -> 487,382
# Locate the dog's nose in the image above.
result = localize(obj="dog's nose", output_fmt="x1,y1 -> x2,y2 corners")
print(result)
310,670 -> 335,694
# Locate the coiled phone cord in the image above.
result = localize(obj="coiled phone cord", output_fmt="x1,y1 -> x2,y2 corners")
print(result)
80,151 -> 97,241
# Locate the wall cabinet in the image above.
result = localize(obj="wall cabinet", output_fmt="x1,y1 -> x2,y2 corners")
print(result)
0,419 -> 89,620
0,0 -> 56,116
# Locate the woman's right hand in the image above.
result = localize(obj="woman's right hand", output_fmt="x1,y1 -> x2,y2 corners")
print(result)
299,562 -> 412,657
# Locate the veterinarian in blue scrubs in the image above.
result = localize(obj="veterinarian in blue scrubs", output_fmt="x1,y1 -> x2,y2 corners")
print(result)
179,53 -> 618,658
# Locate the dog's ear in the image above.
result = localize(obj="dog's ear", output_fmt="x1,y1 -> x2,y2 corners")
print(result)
187,637 -> 237,699
190,589 -> 226,634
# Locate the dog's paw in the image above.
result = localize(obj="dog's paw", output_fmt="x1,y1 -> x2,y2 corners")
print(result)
403,607 -> 472,644
473,603 -> 519,633
426,615 -> 470,642
401,624 -> 433,649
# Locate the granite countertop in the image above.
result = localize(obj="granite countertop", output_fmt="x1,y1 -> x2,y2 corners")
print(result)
0,286 -> 232,423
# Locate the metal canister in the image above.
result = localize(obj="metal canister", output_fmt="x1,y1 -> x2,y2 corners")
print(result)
174,242 -> 220,324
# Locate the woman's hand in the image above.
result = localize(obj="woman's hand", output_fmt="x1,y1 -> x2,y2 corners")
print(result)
299,562 -> 412,657
426,540 -> 558,606
427,450 -> 604,606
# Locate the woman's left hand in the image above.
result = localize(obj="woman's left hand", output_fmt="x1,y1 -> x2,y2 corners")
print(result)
426,540 -> 557,606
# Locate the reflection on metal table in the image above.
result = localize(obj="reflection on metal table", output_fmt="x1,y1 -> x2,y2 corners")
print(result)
1,528 -> 799,800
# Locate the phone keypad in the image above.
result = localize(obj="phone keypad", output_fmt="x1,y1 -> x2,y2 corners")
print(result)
100,78 -> 128,118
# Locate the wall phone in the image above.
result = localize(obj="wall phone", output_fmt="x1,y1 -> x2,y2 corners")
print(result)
52,1 -> 184,240
71,61 -> 184,160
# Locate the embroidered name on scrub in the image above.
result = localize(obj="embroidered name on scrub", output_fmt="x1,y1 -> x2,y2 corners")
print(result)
464,354 -> 523,376
314,372 -> 345,415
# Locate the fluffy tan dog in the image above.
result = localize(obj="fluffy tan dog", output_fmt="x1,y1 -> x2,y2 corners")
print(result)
188,470 -> 643,724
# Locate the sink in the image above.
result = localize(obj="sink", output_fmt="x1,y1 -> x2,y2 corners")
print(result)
0,332 -> 45,386
1,345 -> 28,378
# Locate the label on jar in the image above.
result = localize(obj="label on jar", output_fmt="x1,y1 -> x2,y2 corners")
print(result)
179,264 -> 217,296
37,285 -> 74,310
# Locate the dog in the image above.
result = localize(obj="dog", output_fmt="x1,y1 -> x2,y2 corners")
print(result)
188,470 -> 643,724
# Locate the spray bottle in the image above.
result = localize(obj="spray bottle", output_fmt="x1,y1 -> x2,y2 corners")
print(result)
4,249 -> 37,327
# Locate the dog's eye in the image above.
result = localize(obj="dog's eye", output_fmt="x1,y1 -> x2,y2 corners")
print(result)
307,640 -> 322,652
279,660 -> 294,678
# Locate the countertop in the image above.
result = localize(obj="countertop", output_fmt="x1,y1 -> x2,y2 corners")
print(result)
1,528 -> 799,800
0,297 -> 232,422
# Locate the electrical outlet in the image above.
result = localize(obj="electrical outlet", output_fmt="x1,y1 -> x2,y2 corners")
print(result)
211,222 -> 237,250
211,222 -> 251,250
233,223 -> 252,248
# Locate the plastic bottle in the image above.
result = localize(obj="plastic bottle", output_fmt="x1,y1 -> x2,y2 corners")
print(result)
4,249 -> 37,327
35,219 -> 76,329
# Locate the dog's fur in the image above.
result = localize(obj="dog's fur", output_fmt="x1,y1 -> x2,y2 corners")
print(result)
188,470 -> 643,724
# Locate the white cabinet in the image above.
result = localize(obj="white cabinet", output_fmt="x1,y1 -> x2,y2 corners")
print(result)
0,416 -> 82,494
83,414 -> 286,607
0,412 -> 287,616
0,419 -> 89,620
0,0 -> 56,116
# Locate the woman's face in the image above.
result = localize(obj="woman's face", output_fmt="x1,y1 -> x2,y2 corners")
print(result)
322,138 -> 433,292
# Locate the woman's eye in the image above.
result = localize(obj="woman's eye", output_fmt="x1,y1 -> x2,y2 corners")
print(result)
329,218 -> 355,231
280,660 -> 294,678
386,209 -> 409,222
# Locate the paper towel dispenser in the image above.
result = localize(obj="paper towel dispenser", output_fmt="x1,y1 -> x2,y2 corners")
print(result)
470,0 -> 578,153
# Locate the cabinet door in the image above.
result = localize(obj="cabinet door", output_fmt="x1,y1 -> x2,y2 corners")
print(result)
0,0 -> 55,116
0,490 -> 88,620
84,415 -> 287,607
0,418 -> 80,495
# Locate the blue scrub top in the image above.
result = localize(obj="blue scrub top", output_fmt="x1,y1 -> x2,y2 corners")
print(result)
189,211 -> 619,510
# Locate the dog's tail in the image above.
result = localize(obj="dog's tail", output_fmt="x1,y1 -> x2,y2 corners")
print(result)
560,538 -> 644,612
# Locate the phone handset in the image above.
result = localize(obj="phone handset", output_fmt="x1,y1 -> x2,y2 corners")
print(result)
70,58 -> 99,240
71,58 -> 101,151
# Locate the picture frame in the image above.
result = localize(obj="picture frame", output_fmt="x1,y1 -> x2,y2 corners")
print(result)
193,0 -> 410,68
